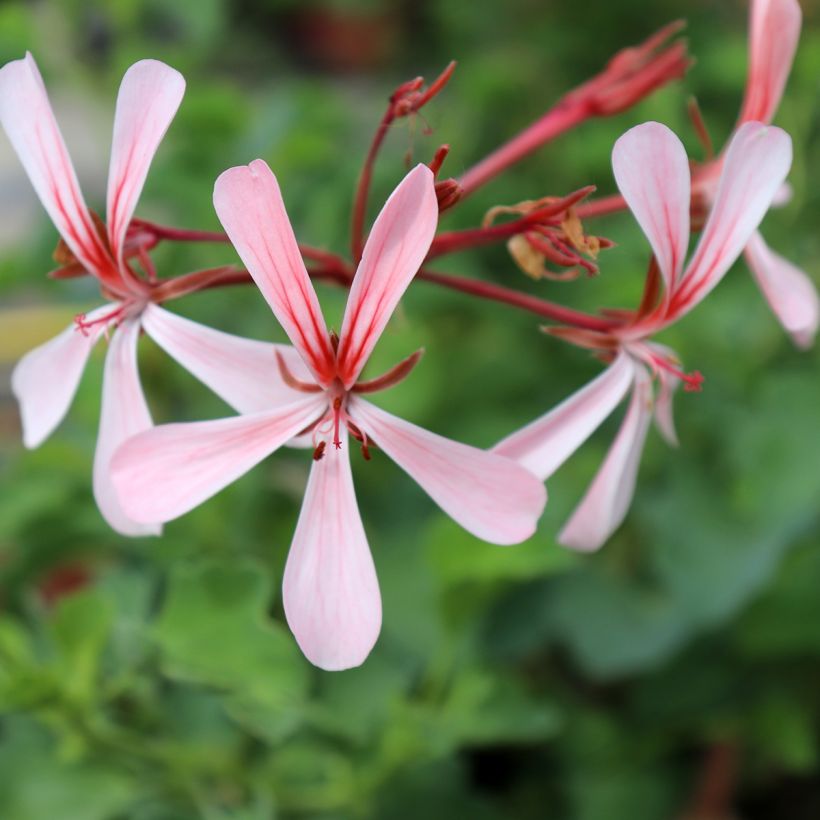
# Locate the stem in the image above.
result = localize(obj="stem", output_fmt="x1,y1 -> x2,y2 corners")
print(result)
351,108 -> 393,264
576,193 -> 627,219
133,220 -> 230,244
134,219 -> 345,268
417,268 -> 617,331
427,221 -> 530,259
458,102 -> 589,198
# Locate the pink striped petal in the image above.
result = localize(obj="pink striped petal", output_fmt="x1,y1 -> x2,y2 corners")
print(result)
141,304 -> 312,413
11,303 -> 115,448
493,351 -> 635,480
348,398 -> 546,545
673,123 -> 792,319
93,318 -> 159,537
110,395 -> 325,524
612,122 -> 690,292
653,370 -> 680,447
738,0 -> 801,125
745,231 -> 818,349
336,165 -> 438,387
559,369 -> 653,552
283,430 -> 381,671
0,54 -> 120,288
106,60 -> 185,266
213,160 -> 335,386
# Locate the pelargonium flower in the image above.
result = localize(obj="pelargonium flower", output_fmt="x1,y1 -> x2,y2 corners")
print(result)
495,120 -> 792,551
0,54 -> 299,535
110,161 -> 547,670
693,0 -> 817,347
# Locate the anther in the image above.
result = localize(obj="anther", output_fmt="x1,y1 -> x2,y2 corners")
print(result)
312,441 -> 326,461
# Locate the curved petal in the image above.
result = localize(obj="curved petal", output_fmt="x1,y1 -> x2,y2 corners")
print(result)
738,0 -> 801,125
0,54 -> 119,288
93,318 -> 159,537
653,370 -> 680,447
111,394 -> 326,524
283,430 -> 381,671
106,60 -> 185,266
348,398 -> 547,545
673,123 -> 792,319
744,231 -> 818,349
493,351 -> 635,480
612,122 -> 690,292
213,160 -> 335,386
558,369 -> 653,552
11,303 -> 115,448
336,165 -> 438,387
141,304 -> 312,413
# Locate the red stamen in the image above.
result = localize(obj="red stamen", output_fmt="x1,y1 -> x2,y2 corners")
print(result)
648,351 -> 704,392
313,441 -> 326,461
332,397 -> 343,450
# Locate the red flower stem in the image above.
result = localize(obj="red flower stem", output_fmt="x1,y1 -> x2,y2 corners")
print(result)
135,219 -> 345,268
458,102 -> 589,198
351,107 -> 393,264
416,268 -> 617,331
133,220 -> 230,243
160,263 -> 613,332
575,193 -> 628,219
427,221 -> 531,259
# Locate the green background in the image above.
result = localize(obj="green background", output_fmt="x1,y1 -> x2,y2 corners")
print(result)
0,0 -> 818,817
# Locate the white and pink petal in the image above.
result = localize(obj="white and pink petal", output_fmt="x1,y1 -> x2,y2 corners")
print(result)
336,165 -> 438,387
11,303 -> 116,449
612,122 -> 690,293
141,304 -> 311,413
673,122 -> 792,319
93,317 -> 159,537
106,60 -> 185,265
110,394 -> 326,524
558,368 -> 654,552
0,54 -> 119,287
348,397 -> 546,545
213,160 -> 335,386
493,351 -> 635,480
744,231 -> 818,349
283,429 -> 381,671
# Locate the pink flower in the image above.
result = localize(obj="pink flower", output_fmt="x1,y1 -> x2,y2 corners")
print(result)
696,0 -> 817,348
496,120 -> 792,552
110,161 -> 547,671
0,54 -> 298,535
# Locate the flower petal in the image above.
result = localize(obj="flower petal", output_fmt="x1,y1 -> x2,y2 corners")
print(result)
558,369 -> 653,552
348,398 -> 546,545
493,351 -> 635,480
336,165 -> 438,387
213,159 -> 335,386
0,54 -> 120,288
612,122 -> 690,292
141,304 -> 312,413
673,122 -> 792,319
744,231 -> 818,349
93,318 -> 159,536
11,304 -> 115,448
738,0 -> 801,125
283,429 -> 381,671
106,60 -> 185,266
111,394 -> 326,524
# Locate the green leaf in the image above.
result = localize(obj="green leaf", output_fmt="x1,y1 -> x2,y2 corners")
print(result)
153,560 -> 308,713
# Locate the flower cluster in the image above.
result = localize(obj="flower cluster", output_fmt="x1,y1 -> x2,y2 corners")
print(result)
0,0 -> 813,670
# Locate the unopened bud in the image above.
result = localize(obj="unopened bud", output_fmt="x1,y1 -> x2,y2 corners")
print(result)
435,179 -> 462,212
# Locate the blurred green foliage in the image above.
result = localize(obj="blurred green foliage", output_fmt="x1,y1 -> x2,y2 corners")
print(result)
0,0 -> 819,817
